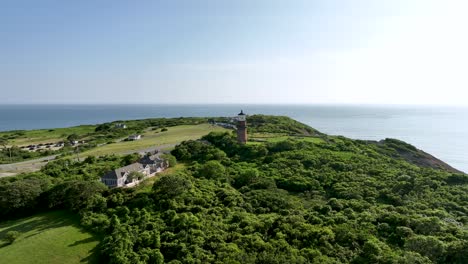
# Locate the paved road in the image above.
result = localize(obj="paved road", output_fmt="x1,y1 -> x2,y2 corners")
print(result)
0,155 -> 58,177
120,143 -> 176,155
0,144 -> 177,178
0,155 -> 58,168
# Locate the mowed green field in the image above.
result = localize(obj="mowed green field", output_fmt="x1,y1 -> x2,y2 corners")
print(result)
1,125 -> 96,146
81,124 -> 228,156
0,211 -> 101,264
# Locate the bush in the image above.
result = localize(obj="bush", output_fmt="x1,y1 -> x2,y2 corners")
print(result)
162,154 -> 177,167
405,235 -> 446,262
0,178 -> 50,219
153,174 -> 192,198
128,171 -> 145,181
198,160 -> 226,179
5,231 -> 20,244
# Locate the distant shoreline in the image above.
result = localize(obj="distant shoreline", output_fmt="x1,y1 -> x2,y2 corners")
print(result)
2,103 -> 468,108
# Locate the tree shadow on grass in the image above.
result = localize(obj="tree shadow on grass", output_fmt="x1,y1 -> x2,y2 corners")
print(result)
69,234 -> 103,264
0,241 -> 10,248
69,236 -> 98,247
0,210 -> 104,263
0,211 -> 72,240
79,242 -> 103,264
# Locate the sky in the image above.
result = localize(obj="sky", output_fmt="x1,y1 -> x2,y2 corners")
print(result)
1,0 -> 467,105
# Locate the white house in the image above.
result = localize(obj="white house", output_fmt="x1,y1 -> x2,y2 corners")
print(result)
128,134 -> 141,141
115,123 -> 127,129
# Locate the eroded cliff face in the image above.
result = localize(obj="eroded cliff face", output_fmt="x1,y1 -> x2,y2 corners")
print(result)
371,138 -> 464,174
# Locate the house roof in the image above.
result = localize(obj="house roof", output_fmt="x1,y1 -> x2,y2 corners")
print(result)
102,163 -> 147,179
139,154 -> 164,165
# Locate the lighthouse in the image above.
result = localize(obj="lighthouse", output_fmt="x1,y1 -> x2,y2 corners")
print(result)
237,110 -> 247,144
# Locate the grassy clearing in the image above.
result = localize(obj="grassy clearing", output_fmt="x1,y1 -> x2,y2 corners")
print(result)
81,124 -> 228,156
0,211 -> 101,264
2,125 -> 96,146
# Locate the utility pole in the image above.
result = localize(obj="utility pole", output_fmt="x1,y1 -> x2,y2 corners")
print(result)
74,146 -> 80,162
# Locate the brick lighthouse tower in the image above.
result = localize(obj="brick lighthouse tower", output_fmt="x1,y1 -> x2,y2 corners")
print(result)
236,110 -> 247,144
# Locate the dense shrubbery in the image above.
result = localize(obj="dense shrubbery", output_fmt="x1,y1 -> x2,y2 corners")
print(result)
247,115 -> 322,136
82,130 -> 467,263
0,146 -> 45,164
1,116 -> 467,263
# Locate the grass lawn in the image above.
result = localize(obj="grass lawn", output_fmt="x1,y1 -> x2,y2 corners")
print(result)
81,124 -> 228,156
2,125 -> 96,146
0,211 -> 101,264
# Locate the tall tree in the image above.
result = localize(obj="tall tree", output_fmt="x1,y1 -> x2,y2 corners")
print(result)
0,137 -> 12,163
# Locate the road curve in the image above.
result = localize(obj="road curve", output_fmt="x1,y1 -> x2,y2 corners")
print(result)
0,144 -> 177,177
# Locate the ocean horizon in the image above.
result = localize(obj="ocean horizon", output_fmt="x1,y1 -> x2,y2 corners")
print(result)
1,104 -> 467,173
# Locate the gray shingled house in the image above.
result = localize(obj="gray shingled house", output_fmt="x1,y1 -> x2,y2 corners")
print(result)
101,163 -> 151,188
140,153 -> 169,173
101,153 -> 169,188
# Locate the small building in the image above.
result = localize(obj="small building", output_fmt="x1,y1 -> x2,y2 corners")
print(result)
140,153 -> 170,173
128,134 -> 141,141
115,123 -> 127,129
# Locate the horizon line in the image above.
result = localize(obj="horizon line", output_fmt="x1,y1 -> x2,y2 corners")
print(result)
2,102 -> 468,107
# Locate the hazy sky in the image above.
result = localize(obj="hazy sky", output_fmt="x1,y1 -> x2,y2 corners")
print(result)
1,0 -> 467,105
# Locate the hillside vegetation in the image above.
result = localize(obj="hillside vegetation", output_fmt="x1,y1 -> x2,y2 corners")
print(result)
246,115 -> 323,136
0,115 -> 467,263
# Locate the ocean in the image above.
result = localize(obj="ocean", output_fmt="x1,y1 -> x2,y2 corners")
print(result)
0,104 -> 466,173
